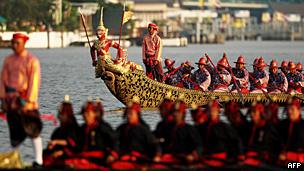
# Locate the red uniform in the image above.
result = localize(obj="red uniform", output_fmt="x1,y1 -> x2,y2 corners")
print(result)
142,28 -> 164,82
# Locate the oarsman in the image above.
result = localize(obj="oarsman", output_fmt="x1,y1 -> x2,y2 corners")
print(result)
296,62 -> 303,74
280,61 -> 289,75
267,60 -> 288,93
212,57 -> 231,92
286,62 -> 303,94
231,56 -> 249,93
116,100 -> 161,164
278,98 -> 304,164
142,23 -> 163,82
163,100 -> 201,164
163,58 -> 181,85
77,100 -> 118,165
244,103 -> 281,165
250,57 -> 269,93
297,63 -> 304,93
90,15 -> 124,77
0,33 -> 43,166
198,100 -> 241,166
43,96 -> 80,167
163,58 -> 175,75
177,61 -> 196,89
192,58 -> 211,92
249,58 -> 259,91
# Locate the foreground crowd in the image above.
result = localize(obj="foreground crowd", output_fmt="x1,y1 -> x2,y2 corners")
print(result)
162,54 -> 304,94
43,96 -> 304,169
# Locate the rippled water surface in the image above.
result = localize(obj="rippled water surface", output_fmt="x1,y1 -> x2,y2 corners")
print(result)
0,41 -> 304,162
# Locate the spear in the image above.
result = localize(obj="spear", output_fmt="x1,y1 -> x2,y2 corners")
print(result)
79,10 -> 92,48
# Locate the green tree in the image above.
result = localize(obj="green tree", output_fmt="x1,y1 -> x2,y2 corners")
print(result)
0,0 -> 54,31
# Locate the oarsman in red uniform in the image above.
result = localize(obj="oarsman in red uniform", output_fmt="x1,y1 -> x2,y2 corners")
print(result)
0,33 -> 43,166
286,62 -> 303,94
163,59 -> 183,86
278,98 -> 304,164
90,19 -> 124,77
297,62 -> 304,93
197,100 -> 241,166
163,58 -> 175,75
280,61 -> 289,75
250,57 -> 269,93
243,103 -> 281,166
192,58 -> 211,92
142,23 -> 164,82
212,57 -> 231,92
267,60 -> 288,93
231,56 -> 249,93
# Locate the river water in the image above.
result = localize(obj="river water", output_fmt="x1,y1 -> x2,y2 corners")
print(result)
0,41 -> 303,162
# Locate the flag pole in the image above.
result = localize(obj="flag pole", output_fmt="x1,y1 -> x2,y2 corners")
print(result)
118,1 -> 126,47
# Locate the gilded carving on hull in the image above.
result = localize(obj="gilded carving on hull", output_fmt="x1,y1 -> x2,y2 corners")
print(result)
98,62 -> 304,108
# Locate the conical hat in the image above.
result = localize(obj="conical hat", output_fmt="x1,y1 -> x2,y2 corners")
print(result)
96,7 -> 108,31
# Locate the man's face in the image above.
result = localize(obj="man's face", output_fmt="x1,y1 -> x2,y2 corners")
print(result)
199,64 -> 205,71
290,68 -> 296,74
148,26 -> 156,35
288,105 -> 301,122
167,65 -> 173,71
269,67 -> 278,74
210,107 -> 219,121
11,38 -> 25,55
236,63 -> 244,69
127,109 -> 139,124
251,109 -> 261,124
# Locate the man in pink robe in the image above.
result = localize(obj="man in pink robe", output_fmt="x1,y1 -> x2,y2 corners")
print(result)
0,33 -> 43,166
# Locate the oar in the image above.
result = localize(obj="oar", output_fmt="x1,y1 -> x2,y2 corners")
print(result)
0,112 -> 57,126
225,56 -> 245,105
